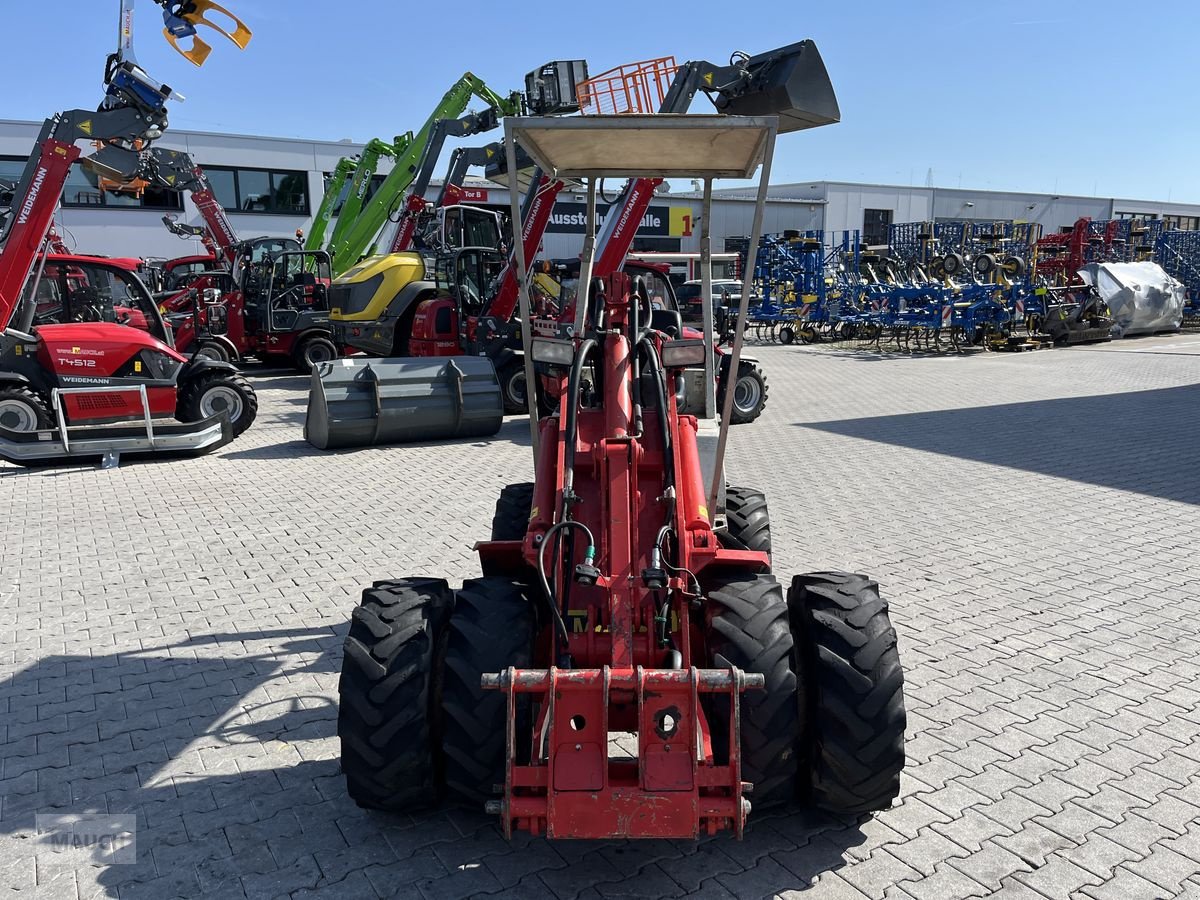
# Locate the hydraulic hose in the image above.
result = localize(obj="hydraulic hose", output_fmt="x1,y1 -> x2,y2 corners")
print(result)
637,337 -> 675,500
561,337 -> 597,519
630,280 -> 643,439
537,519 -> 595,652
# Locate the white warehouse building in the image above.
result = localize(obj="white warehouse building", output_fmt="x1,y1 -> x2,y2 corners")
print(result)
1,120 -> 1196,264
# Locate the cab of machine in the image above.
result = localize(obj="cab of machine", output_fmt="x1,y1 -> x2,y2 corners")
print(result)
25,255 -> 173,346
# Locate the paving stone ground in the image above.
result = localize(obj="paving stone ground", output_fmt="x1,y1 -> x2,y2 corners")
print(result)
2,334 -> 1200,899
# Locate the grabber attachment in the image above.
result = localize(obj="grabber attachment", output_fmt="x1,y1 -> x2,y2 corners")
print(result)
160,0 -> 252,67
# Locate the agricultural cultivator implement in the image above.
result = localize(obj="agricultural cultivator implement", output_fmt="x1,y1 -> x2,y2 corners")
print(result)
744,226 -> 1017,353
336,43 -> 906,841
0,0 -> 257,467
742,213 -> 1177,355
742,231 -> 857,347
1156,230 -> 1200,327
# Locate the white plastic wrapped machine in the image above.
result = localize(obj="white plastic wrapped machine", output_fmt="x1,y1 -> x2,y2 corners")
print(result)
1079,262 -> 1185,338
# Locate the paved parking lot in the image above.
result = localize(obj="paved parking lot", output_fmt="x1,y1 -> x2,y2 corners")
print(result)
2,335 -> 1199,899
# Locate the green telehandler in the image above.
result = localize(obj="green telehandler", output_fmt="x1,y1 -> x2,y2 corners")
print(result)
315,73 -> 521,276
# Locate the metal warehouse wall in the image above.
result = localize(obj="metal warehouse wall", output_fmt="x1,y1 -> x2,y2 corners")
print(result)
701,199 -> 823,248
822,185 -> 933,235
797,182 -> 1200,239
2,115 -> 1196,263
926,187 -> 1110,235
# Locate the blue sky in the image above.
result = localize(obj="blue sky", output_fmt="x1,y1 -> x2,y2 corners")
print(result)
10,0 -> 1197,202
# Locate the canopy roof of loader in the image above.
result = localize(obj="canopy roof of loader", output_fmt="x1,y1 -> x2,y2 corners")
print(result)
505,115 -> 776,180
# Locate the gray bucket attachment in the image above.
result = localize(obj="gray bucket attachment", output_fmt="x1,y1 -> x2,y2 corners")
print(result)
305,356 -> 504,450
713,40 -> 841,133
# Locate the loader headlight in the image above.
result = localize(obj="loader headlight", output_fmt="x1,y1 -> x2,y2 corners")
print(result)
531,337 -> 575,367
660,339 -> 707,369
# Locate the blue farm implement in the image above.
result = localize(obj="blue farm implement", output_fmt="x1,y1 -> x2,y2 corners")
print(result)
746,231 -> 865,343
1155,230 -> 1200,327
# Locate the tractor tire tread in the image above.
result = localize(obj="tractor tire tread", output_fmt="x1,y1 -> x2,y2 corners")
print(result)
491,483 -> 534,542
178,371 -> 259,436
296,335 -> 338,373
337,577 -> 452,812
441,577 -> 534,807
0,386 -> 51,430
720,486 -> 772,556
706,574 -> 799,810
788,571 -> 906,815
721,360 -> 769,426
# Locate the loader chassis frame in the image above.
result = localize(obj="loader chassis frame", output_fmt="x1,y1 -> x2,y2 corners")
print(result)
476,115 -> 779,838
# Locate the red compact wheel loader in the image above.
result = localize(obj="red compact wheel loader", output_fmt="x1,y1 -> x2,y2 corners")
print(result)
134,151 -> 339,373
0,1 -> 258,466
337,43 -> 906,840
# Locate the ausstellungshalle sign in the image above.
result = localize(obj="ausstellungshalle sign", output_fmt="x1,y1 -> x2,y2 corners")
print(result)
547,202 -> 672,236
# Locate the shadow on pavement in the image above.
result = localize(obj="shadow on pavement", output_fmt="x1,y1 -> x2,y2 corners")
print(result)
801,382 -> 1200,505
0,624 -> 874,899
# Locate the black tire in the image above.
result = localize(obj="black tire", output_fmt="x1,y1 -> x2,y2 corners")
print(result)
719,486 -> 771,557
491,482 -> 534,541
778,325 -> 796,345
1002,256 -> 1026,278
720,360 -> 768,425
195,341 -> 233,363
974,253 -> 996,276
788,572 -> 906,815
0,386 -> 51,432
295,335 -> 338,373
441,578 -> 535,806
706,574 -> 800,810
338,577 -> 454,811
497,360 -> 529,415
177,371 -> 258,437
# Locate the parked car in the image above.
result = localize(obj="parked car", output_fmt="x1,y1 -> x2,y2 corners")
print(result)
678,279 -> 745,341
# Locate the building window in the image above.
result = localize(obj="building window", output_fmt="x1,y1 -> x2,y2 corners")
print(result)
863,208 -> 893,246
1163,214 -> 1199,231
203,166 -> 311,215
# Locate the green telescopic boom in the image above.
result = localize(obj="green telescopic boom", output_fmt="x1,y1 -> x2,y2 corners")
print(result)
326,137 -> 401,249
324,72 -> 520,275
306,156 -> 357,252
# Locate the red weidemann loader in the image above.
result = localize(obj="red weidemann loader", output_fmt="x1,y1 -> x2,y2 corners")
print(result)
337,41 -> 907,839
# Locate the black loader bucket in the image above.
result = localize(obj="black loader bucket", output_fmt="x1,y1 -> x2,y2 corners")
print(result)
713,40 -> 841,133
305,356 -> 504,450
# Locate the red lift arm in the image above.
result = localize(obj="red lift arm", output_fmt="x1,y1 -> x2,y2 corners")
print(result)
149,151 -> 240,261
0,72 -> 174,332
